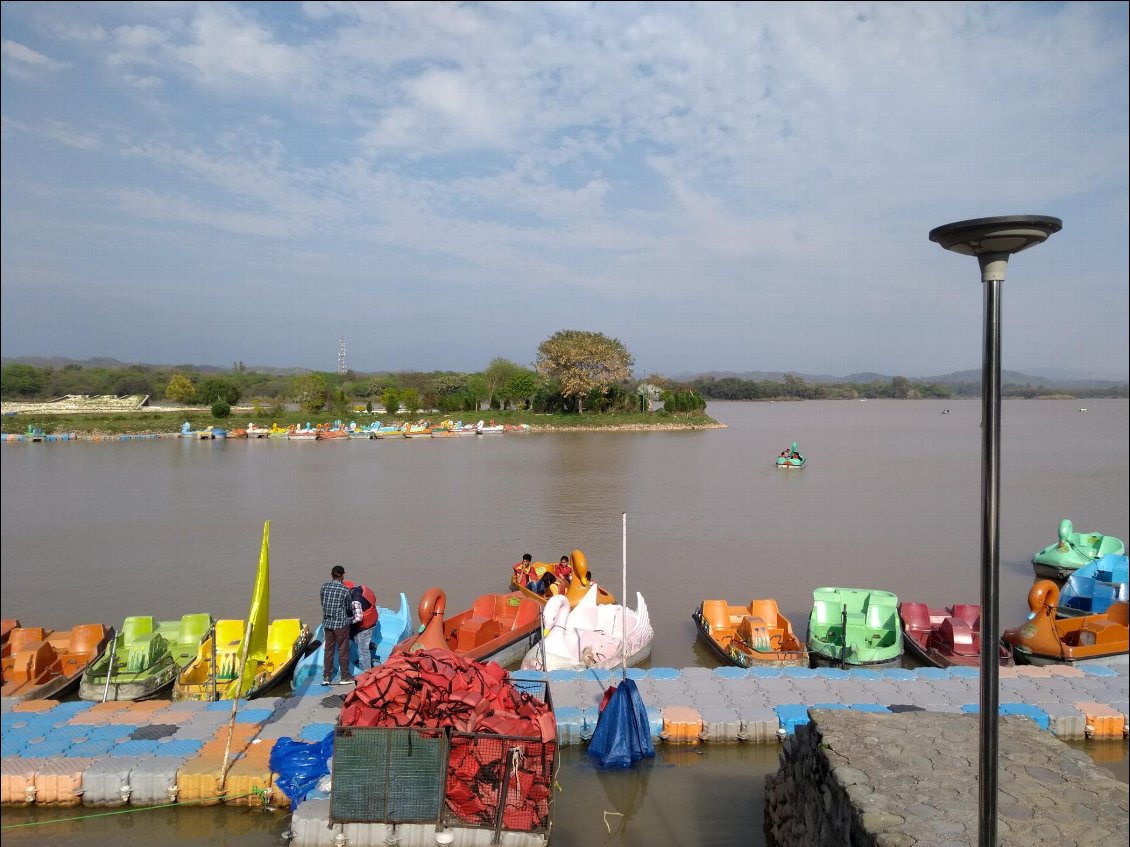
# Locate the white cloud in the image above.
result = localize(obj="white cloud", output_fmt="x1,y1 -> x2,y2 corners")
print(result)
1,39 -> 68,77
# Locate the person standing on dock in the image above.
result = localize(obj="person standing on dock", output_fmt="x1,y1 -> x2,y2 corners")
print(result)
320,565 -> 354,685
346,580 -> 379,672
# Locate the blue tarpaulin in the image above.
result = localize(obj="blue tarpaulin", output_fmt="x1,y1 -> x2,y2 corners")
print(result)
269,731 -> 334,807
586,679 -> 655,769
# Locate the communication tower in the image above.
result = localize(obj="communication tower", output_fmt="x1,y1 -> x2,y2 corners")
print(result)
338,337 -> 346,375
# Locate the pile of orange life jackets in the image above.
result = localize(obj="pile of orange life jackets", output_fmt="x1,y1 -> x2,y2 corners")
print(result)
340,648 -> 556,830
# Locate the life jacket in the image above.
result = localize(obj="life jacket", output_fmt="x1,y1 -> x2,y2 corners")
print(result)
350,584 -> 379,630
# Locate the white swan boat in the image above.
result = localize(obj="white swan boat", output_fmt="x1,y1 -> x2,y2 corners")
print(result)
520,583 -> 653,671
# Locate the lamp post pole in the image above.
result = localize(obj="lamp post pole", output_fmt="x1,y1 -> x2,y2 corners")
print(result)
928,215 -> 1061,847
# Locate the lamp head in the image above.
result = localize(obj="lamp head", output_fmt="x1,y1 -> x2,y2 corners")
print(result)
929,215 -> 1061,281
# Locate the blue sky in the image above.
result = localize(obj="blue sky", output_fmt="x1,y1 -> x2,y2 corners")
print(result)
2,2 -> 1127,379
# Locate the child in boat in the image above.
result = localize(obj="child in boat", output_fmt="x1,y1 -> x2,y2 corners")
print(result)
554,555 -> 573,584
527,572 -> 558,596
513,553 -> 533,585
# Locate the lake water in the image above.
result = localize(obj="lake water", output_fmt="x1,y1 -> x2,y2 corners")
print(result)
1,398 -> 1127,844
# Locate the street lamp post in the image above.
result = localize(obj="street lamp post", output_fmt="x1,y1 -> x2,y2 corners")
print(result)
928,215 -> 1062,847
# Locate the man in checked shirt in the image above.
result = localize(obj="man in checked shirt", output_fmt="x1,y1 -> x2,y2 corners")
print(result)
320,565 -> 355,685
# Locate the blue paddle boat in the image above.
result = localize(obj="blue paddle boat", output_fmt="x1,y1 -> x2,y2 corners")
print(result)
1057,554 -> 1129,618
291,592 -> 412,690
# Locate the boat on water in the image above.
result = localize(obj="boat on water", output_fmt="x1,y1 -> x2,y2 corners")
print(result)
392,589 -> 542,668
1,623 -> 114,702
692,598 -> 809,668
79,613 -> 212,701
476,420 -> 504,435
1,619 -> 17,654
1003,581 -> 1128,667
510,549 -> 616,607
291,592 -> 413,689
172,521 -> 312,700
807,587 -> 903,669
520,584 -> 654,671
1056,554 -> 1128,618
246,423 -> 272,438
898,603 -> 1013,669
1031,518 -> 1125,580
287,423 -> 319,441
402,421 -> 434,438
776,441 -> 805,469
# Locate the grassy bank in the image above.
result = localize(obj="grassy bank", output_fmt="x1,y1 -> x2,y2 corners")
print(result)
2,407 -> 723,436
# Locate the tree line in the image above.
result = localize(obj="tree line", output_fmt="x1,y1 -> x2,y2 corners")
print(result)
1,331 -> 707,418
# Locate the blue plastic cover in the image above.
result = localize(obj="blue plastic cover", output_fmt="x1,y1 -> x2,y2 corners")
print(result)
269,731 -> 334,806
586,679 -> 655,769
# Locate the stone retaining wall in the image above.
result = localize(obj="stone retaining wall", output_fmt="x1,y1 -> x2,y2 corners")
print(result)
764,709 -> 1129,847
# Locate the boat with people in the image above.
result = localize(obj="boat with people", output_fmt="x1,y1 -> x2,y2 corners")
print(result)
172,522 -> 312,700
776,441 -> 805,469
292,592 -> 413,689
807,587 -> 903,668
1003,580 -> 1128,667
519,584 -> 653,671
1056,554 -> 1128,618
1031,518 -> 1125,580
391,588 -> 542,668
78,613 -> 213,701
510,549 -> 616,607
0,623 -> 114,702
692,598 -> 809,668
898,602 -> 1013,668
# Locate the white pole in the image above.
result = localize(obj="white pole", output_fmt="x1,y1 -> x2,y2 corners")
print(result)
621,512 -> 628,681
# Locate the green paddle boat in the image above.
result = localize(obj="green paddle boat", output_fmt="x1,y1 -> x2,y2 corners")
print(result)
1031,518 -> 1125,580
79,613 -> 212,701
776,441 -> 805,469
807,587 -> 903,668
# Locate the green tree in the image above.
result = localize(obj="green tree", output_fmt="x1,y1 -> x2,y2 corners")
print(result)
484,358 -> 520,408
211,400 -> 231,418
535,330 -> 634,413
1,364 -> 47,398
165,374 -> 196,404
502,370 -> 539,410
380,388 -> 400,417
399,387 -> 421,416
292,373 -> 329,414
890,376 -> 912,399
464,373 -> 489,411
195,377 -> 241,406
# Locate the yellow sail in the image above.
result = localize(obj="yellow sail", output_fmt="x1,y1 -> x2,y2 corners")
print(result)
237,520 -> 271,696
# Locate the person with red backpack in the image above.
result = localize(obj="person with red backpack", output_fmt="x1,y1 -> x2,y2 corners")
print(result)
345,580 -> 380,672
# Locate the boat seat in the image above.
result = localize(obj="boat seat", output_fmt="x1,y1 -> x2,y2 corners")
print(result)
8,642 -> 58,684
940,618 -> 974,648
267,619 -> 303,656
701,601 -> 732,633
122,616 -> 154,641
178,614 -> 212,646
455,617 -> 501,650
843,612 -> 866,632
1105,601 -> 1128,627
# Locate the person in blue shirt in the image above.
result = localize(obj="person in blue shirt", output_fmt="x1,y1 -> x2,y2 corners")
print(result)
319,565 -> 354,685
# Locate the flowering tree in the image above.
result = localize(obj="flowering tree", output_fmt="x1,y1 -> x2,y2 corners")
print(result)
535,330 -> 634,413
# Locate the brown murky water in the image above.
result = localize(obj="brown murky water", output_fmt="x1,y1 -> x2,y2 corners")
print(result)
2,399 -> 1126,844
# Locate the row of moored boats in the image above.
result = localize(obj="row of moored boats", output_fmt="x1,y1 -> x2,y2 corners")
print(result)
2,521 -> 1125,707
179,419 -> 529,440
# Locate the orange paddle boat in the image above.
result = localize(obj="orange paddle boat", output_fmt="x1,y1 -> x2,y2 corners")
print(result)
1003,581 -> 1128,667
1,623 -> 114,701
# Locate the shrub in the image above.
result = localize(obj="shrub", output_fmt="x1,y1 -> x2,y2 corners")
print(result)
211,400 -> 231,418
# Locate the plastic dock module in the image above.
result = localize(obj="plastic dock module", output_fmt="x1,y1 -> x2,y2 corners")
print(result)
1076,701 -> 1126,739
659,706 -> 702,743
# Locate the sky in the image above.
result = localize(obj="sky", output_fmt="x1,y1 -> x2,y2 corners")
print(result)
1,2 -> 1127,380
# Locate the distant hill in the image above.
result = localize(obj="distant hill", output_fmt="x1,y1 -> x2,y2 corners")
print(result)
2,356 -> 1125,389
0,356 -> 309,377
674,369 -> 1127,389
